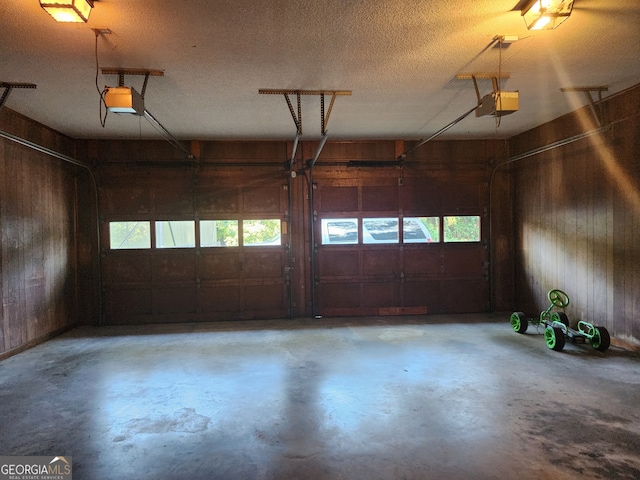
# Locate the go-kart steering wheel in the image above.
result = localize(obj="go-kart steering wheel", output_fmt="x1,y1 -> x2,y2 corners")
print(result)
548,289 -> 569,308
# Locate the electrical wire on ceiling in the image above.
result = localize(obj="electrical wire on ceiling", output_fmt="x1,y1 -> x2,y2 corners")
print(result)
94,30 -> 108,127
496,36 -> 504,130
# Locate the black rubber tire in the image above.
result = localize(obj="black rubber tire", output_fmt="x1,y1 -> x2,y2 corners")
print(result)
545,325 -> 565,351
590,326 -> 611,352
511,312 -> 528,334
551,312 -> 570,328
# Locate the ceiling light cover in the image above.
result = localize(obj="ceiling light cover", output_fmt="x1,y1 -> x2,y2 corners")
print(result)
521,0 -> 574,30
40,0 -> 94,23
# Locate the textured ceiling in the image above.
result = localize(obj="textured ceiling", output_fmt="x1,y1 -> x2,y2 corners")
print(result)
1,0 -> 639,142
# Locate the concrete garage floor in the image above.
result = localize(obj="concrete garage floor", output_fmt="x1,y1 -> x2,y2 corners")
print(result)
1,313 -> 639,480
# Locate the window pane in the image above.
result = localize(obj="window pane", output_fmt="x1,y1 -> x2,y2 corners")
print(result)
109,221 -> 151,249
403,217 -> 439,243
363,218 -> 398,244
156,221 -> 195,248
201,220 -> 239,247
321,218 -> 358,245
243,219 -> 281,246
443,216 -> 480,242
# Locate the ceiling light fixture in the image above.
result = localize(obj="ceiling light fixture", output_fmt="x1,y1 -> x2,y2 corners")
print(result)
521,0 -> 574,30
40,0 -> 94,23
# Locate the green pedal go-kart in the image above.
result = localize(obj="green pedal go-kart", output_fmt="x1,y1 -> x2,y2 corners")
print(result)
510,289 -> 610,352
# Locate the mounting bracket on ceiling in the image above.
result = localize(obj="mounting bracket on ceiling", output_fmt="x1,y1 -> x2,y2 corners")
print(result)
456,73 -> 519,118
101,67 -> 164,101
560,86 -> 608,127
0,82 -> 37,111
259,89 -> 351,135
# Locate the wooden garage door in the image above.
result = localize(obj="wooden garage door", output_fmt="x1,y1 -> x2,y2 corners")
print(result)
314,177 -> 488,316
101,179 -> 290,325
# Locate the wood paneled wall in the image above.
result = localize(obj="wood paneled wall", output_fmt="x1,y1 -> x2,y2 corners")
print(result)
509,84 -> 640,347
0,109 -> 97,359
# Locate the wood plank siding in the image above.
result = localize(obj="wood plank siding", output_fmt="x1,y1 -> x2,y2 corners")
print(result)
0,109 -> 97,359
509,85 -> 640,347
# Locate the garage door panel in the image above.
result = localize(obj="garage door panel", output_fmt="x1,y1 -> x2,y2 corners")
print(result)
319,250 -> 360,276
362,282 -> 398,307
403,248 -> 441,275
153,254 -> 197,282
442,247 -> 485,275
318,283 -> 360,309
402,281 -> 442,312
244,284 -> 285,310
156,287 -> 197,314
363,249 -> 399,276
243,252 -> 283,278
199,286 -> 241,312
104,255 -> 151,283
105,288 -> 152,314
199,252 -> 241,280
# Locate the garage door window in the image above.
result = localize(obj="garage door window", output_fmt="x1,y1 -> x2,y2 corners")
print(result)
156,221 -> 196,248
321,219 -> 358,245
201,220 -> 239,247
403,217 -> 439,243
443,216 -> 480,242
243,219 -> 281,246
109,221 -> 151,249
363,218 -> 399,244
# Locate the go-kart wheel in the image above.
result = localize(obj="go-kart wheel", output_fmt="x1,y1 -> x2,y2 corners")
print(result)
590,326 -> 610,352
548,289 -> 570,308
551,312 -> 570,328
545,325 -> 565,351
510,312 -> 528,334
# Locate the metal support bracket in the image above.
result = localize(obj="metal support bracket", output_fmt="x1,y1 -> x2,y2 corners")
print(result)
283,92 -> 302,135
456,73 -> 511,103
259,89 -> 351,135
101,68 -> 164,98
0,82 -> 37,111
560,86 -> 608,127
